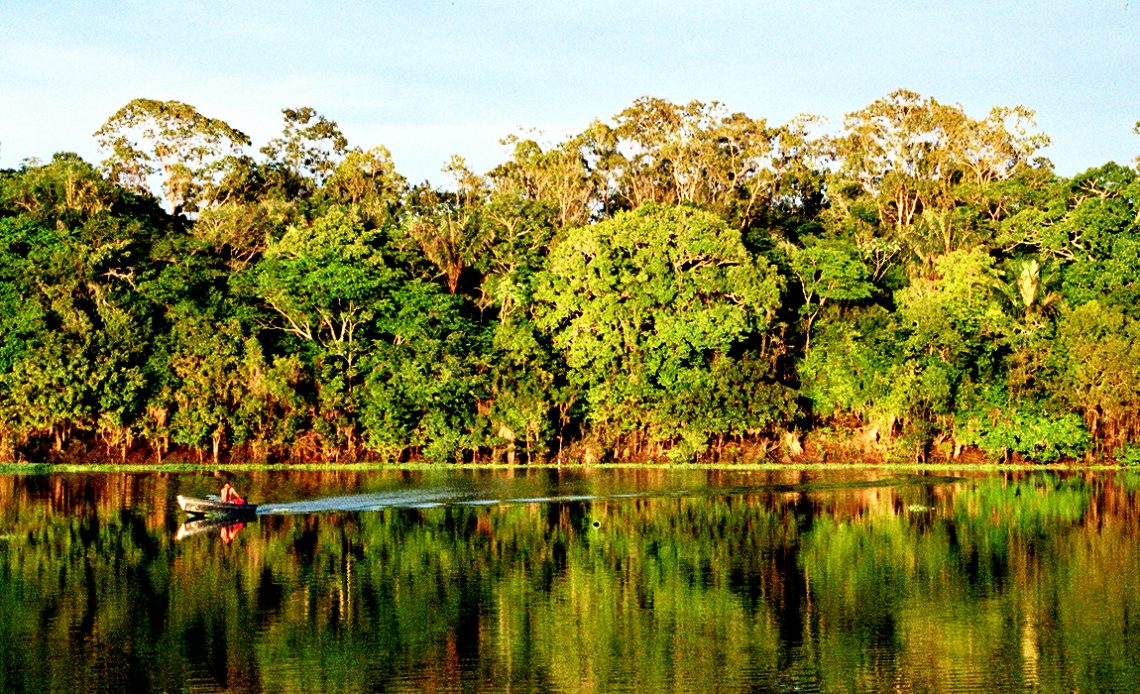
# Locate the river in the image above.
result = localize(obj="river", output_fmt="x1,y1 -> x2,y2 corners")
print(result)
0,466 -> 1136,692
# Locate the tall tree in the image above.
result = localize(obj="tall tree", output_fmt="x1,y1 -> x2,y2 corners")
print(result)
536,203 -> 789,457
252,207 -> 395,371
1052,301 -> 1140,455
401,157 -> 489,294
783,237 -> 873,349
94,98 -> 250,215
261,106 -> 349,186
322,146 -> 406,225
250,207 -> 398,454
830,90 -> 1048,274
591,97 -> 828,232
488,134 -> 596,228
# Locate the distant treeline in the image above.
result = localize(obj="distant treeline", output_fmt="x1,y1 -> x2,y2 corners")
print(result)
1,92 -> 1138,464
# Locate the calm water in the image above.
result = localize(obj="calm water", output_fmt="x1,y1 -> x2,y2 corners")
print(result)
0,467 -> 1138,693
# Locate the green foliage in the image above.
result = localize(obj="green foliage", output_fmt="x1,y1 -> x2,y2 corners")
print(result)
359,286 -> 488,462
955,404 -> 1090,463
191,201 -> 283,270
0,156 -> 171,457
5,91 -> 1140,463
0,217 -> 50,373
320,146 -> 406,226
1115,445 -> 1140,466
94,97 -> 251,214
252,207 -> 399,367
484,318 -> 563,461
783,236 -> 873,347
165,314 -> 260,459
799,306 -> 895,421
1,332 -> 94,446
536,203 -> 787,456
896,248 -> 1008,366
1050,302 -> 1140,453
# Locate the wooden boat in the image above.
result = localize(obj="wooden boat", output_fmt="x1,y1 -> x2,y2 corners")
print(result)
177,494 -> 258,516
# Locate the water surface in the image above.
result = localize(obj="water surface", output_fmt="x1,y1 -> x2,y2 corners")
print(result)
0,467 -> 1137,692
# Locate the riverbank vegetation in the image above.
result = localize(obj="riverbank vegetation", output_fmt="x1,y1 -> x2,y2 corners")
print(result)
2,92 -> 1138,464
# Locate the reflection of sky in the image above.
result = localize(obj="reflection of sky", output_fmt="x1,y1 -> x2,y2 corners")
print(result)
2,1 -> 1138,184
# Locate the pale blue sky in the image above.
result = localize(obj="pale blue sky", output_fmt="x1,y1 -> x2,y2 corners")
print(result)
2,1 -> 1137,185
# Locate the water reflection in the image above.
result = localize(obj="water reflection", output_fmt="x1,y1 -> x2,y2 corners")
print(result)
175,515 -> 251,542
0,468 -> 1137,692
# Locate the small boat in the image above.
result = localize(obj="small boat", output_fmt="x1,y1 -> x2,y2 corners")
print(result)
177,494 -> 258,516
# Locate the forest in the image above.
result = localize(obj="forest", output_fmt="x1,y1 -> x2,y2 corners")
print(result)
0,91 -> 1137,465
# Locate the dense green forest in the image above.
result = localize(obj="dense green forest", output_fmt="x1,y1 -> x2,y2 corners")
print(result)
1,92 -> 1138,464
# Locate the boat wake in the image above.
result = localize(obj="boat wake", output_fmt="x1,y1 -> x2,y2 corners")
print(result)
249,474 -> 963,516
257,489 -> 463,514
254,488 -> 645,515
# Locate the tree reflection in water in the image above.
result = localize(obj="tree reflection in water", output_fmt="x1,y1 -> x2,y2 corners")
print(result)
0,468 -> 1137,693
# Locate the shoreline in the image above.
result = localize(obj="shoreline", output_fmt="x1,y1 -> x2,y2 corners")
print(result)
0,459 -> 1133,475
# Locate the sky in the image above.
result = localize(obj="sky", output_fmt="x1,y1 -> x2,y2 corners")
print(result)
2,1 -> 1138,185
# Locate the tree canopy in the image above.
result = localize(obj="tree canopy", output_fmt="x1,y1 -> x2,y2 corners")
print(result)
1,91 -> 1138,464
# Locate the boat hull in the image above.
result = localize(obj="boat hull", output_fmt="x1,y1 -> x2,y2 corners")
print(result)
177,494 -> 258,516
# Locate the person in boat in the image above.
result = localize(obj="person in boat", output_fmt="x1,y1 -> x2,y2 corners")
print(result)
220,481 -> 245,505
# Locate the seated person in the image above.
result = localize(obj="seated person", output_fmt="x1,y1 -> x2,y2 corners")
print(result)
220,482 -> 245,505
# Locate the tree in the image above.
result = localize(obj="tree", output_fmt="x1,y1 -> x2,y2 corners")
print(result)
0,158 -> 168,459
535,203 -> 787,457
783,237 -> 873,348
252,207 -> 396,371
94,98 -> 250,215
798,305 -> 895,426
488,134 -> 596,228
2,153 -> 115,219
597,97 -> 825,231
830,90 -> 1048,274
1,332 -> 94,452
482,318 -> 562,462
322,146 -> 406,225
896,248 -> 1006,370
474,194 -> 558,319
401,157 -> 489,294
359,286 -> 488,462
997,258 -> 1061,326
891,249 -> 1010,457
250,207 -> 418,455
261,106 -> 349,187
1051,302 -> 1140,454
191,202 -> 282,271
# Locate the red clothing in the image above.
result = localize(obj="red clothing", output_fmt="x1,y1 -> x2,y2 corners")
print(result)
220,483 -> 244,505
220,522 -> 245,544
